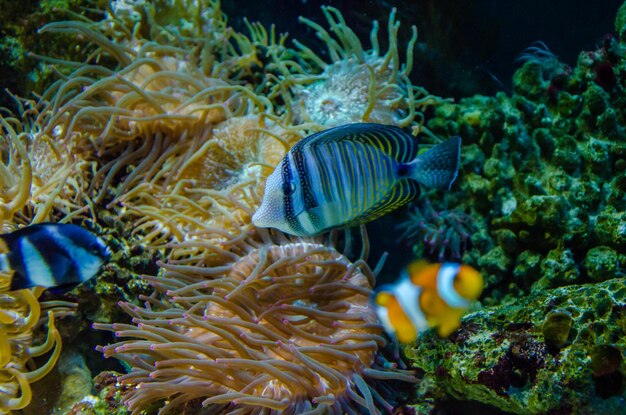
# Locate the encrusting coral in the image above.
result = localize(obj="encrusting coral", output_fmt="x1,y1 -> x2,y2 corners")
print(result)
397,6 -> 626,412
417,16 -> 626,302
408,277 -> 625,415
95,226 -> 416,415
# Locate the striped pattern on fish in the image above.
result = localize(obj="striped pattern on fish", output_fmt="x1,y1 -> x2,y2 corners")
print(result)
253,123 -> 461,237
0,223 -> 111,291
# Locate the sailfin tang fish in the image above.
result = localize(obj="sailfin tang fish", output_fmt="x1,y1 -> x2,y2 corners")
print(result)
0,223 -> 111,291
252,123 -> 461,236
374,261 -> 483,343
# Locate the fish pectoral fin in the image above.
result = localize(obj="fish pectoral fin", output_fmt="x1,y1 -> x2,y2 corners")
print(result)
345,179 -> 420,227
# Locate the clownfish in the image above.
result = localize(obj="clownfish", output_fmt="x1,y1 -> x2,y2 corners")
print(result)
374,261 -> 483,343
252,123 -> 461,236
0,223 -> 111,291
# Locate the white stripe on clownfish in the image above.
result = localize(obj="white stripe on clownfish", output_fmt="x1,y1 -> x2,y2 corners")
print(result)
437,263 -> 470,309
393,271 -> 429,333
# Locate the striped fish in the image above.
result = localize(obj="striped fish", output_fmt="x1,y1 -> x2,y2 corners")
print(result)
252,123 -> 461,236
0,223 -> 111,291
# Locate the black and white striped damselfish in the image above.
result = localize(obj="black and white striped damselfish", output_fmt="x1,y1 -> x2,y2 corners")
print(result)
252,123 -> 461,236
0,223 -> 111,291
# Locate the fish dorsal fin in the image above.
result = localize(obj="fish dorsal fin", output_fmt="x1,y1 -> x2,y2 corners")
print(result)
406,260 -> 431,281
298,123 -> 420,163
409,262 -> 439,290
343,179 -> 420,227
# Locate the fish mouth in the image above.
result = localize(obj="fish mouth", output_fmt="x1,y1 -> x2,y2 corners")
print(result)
251,209 -> 266,227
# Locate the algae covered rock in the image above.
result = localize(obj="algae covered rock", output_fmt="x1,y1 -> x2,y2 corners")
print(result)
406,278 -> 626,414
420,27 -> 626,302
617,0 -> 626,41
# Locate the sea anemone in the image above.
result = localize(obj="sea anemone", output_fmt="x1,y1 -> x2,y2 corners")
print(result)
397,197 -> 474,261
36,40 -> 265,153
32,3 -> 289,246
0,286 -> 62,412
98,114 -> 303,247
0,97 -> 93,228
269,6 -> 443,132
0,98 -> 91,414
95,226 -> 416,414
36,0 -> 267,153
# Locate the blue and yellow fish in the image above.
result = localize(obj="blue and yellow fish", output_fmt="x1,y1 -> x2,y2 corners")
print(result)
252,123 -> 461,236
374,261 -> 483,343
0,223 -> 111,291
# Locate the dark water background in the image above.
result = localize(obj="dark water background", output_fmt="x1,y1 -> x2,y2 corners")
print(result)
224,0 -> 622,98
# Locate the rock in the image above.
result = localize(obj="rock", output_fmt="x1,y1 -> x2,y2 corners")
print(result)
406,278 -> 626,414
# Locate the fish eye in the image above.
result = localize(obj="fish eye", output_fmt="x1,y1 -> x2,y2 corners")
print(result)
87,242 -> 102,255
282,180 -> 296,196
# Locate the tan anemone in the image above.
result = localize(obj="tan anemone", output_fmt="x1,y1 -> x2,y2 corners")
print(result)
96,227 -> 416,414
0,99 -> 94,228
105,115 -> 302,247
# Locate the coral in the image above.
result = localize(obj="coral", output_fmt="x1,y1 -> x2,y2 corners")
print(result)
1,2 -> 460,414
407,278 -> 626,414
407,22 -> 626,409
62,371 -> 131,415
95,227 -> 416,414
56,350 -> 94,412
6,1 -> 625,414
583,246 -> 624,283
513,41 -> 572,102
423,29 -> 626,300
617,0 -> 626,41
0,0 -> 98,109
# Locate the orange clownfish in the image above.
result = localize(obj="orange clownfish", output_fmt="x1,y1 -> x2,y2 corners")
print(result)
374,261 -> 483,343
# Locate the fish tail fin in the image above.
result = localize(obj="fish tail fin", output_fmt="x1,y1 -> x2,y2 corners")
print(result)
408,136 -> 461,190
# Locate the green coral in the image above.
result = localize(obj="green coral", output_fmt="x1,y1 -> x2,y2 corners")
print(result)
62,372 -> 131,415
0,0 -> 104,107
422,27 -> 626,301
406,278 -> 626,414
583,246 -> 622,282
616,0 -> 626,41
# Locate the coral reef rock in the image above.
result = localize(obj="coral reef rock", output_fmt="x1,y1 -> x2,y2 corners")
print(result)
407,277 -> 626,414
